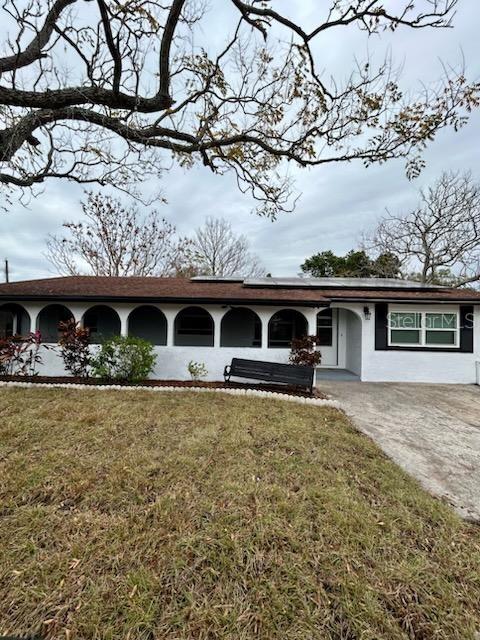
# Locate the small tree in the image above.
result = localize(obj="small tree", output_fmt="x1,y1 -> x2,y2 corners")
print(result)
289,336 -> 321,368
58,320 -> 91,377
192,217 -> 265,277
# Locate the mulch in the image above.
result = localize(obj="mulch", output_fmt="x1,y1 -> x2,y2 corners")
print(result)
0,375 -> 325,398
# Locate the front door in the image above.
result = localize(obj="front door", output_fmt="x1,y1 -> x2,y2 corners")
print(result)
316,308 -> 338,367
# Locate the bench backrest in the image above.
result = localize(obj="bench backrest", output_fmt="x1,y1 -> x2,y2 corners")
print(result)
229,358 -> 314,387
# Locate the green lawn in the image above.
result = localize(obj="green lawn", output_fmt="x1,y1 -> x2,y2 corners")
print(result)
0,388 -> 479,639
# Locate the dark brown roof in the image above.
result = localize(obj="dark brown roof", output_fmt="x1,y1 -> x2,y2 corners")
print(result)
326,288 -> 480,302
0,276 -> 328,306
0,276 -> 479,304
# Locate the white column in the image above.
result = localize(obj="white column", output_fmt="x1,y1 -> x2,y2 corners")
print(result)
70,304 -> 88,326
25,304 -> 42,333
259,310 -> 273,350
306,308 -> 318,337
116,308 -> 130,337
163,308 -> 177,347
210,309 -> 225,348
213,320 -> 220,348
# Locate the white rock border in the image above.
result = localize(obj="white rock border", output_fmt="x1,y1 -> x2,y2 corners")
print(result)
0,380 -> 341,409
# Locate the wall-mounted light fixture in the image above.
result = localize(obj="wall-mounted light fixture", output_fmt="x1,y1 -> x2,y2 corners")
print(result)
363,305 -> 371,320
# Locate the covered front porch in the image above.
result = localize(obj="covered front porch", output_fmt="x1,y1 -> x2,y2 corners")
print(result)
0,299 -> 368,381
315,305 -> 365,379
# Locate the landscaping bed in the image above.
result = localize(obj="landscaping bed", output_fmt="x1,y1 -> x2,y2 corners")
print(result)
0,374 -> 325,398
0,388 -> 480,639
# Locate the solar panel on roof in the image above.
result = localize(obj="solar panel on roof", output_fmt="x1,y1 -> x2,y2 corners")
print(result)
243,277 -> 444,289
190,276 -> 245,282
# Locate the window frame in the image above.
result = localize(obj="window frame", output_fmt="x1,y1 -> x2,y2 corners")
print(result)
316,308 -> 335,347
176,311 -> 213,336
267,309 -> 308,349
387,306 -> 460,349
174,306 -> 215,347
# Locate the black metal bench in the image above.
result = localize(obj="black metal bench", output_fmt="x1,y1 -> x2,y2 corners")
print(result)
224,358 -> 315,394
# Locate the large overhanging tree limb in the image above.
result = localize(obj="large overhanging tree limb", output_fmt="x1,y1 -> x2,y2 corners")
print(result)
0,0 -> 76,73
0,0 -> 478,215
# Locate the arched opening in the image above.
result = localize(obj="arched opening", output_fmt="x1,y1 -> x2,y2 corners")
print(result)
83,305 -> 121,343
128,306 -> 167,345
0,303 -> 31,338
221,308 -> 261,347
268,309 -> 307,348
37,304 -> 74,342
174,306 -> 214,346
316,308 -> 363,381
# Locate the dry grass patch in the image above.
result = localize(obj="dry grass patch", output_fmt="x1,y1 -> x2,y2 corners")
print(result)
0,388 -> 479,640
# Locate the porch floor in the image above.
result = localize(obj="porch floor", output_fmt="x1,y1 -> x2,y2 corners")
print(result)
315,368 -> 360,381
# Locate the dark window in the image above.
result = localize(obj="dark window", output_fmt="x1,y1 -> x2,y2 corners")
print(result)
253,319 -> 261,346
0,310 -> 14,337
83,306 -> 121,343
37,304 -> 74,342
128,306 -> 167,345
177,312 -> 212,335
316,308 -> 334,346
220,308 -> 262,347
86,313 -> 98,334
174,307 -> 214,346
4,304 -> 31,336
268,310 -> 307,348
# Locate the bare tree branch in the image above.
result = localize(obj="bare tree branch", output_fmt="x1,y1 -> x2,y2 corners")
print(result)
45,192 -> 193,276
192,217 -> 265,277
159,0 -> 188,104
366,171 -> 480,287
0,0 -> 78,73
96,0 -> 122,94
0,0 -> 478,216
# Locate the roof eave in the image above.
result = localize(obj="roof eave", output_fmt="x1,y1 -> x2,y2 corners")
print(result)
330,296 -> 480,304
0,294 -> 326,307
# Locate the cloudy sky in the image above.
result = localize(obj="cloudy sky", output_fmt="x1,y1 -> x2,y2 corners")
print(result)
1,0 -> 479,281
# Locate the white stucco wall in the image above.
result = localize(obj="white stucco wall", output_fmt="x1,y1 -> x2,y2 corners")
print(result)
3,298 -> 479,384
335,302 -> 480,384
3,300 -> 320,381
32,343 -> 294,381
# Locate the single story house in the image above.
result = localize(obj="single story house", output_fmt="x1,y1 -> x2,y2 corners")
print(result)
0,275 -> 479,384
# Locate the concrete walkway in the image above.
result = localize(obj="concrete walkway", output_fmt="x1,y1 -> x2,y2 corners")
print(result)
319,381 -> 480,522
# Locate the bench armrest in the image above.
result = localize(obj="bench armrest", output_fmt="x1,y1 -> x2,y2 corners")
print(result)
223,365 -> 231,381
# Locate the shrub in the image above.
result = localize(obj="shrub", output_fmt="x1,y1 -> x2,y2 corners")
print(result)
91,336 -> 156,383
187,360 -> 208,381
289,335 -> 321,367
58,319 -> 91,377
0,331 -> 46,376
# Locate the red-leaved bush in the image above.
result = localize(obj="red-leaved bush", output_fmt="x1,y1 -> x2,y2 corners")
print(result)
58,319 -> 91,377
0,331 -> 45,376
289,335 -> 321,367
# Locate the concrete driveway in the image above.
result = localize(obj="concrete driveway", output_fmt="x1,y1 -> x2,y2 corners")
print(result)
319,381 -> 480,522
